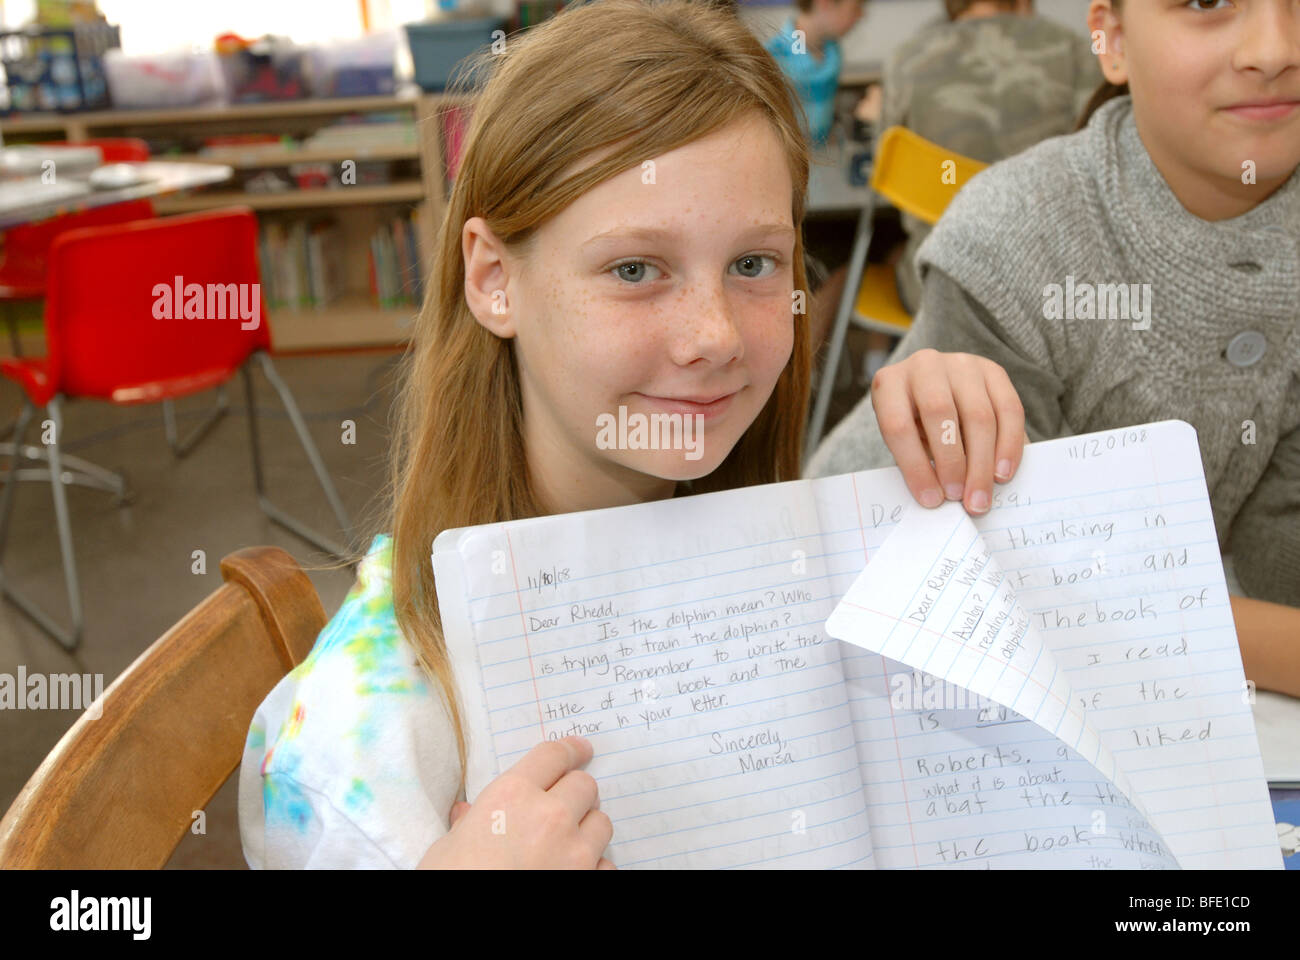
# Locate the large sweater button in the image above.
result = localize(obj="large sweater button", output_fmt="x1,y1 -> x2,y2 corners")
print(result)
1225,330 -> 1267,367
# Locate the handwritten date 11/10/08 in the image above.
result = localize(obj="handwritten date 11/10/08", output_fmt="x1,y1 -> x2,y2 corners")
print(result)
525,564 -> 571,594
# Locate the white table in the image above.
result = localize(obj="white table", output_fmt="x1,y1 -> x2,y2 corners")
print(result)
0,159 -> 233,230
807,137 -> 872,215
0,144 -> 102,179
1255,692 -> 1300,782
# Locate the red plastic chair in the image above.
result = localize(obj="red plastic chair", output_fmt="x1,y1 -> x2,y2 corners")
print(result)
0,207 -> 351,650
0,199 -> 155,302
0,138 -> 153,304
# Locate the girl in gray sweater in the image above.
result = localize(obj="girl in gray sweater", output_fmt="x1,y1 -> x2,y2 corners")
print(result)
808,0 -> 1300,690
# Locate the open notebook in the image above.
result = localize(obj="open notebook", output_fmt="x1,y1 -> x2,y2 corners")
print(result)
432,419 -> 1280,869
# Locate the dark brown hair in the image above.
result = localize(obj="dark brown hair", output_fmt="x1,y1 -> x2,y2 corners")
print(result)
1076,0 -> 1128,130
944,0 -> 1017,20
796,0 -> 865,15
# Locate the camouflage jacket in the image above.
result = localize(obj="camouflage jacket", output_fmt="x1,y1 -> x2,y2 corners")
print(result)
883,13 -> 1103,310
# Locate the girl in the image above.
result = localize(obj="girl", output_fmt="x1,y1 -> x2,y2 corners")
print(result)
238,0 -> 820,869
809,0 -> 1300,691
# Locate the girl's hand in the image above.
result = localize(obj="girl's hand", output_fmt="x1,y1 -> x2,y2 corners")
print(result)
418,736 -> 615,869
871,349 -> 1027,515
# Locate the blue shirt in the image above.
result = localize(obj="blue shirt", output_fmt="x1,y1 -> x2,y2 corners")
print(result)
764,16 -> 841,148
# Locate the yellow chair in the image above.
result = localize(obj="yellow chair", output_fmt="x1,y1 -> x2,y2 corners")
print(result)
806,127 -> 987,459
852,262 -> 913,337
851,126 -> 988,336
870,125 -> 989,225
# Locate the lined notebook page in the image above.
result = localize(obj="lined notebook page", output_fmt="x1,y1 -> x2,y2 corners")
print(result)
825,501 -> 1176,868
817,420 -> 1279,869
434,418 -> 1279,869
434,480 -> 875,869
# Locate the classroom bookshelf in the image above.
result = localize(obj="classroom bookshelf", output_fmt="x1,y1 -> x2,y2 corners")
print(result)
0,89 -> 477,352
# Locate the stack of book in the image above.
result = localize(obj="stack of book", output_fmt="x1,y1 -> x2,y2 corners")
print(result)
369,212 -> 423,308
258,219 -> 344,311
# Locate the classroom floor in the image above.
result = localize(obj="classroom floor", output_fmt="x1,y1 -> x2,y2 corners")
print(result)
0,346 -> 871,869
0,351 -> 400,868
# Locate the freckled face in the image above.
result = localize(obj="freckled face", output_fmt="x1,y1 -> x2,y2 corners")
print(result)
505,111 -> 798,485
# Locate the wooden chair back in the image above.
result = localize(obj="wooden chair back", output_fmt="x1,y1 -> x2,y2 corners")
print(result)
0,546 -> 324,868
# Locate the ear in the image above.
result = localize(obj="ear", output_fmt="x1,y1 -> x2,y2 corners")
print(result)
462,216 -> 518,339
1087,0 -> 1127,85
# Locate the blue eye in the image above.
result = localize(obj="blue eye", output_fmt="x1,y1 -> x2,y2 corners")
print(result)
611,260 -> 662,283
732,254 -> 779,278
609,255 -> 781,284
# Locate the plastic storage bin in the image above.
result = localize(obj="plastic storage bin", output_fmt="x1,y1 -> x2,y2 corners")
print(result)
103,48 -> 224,109
404,17 -> 504,92
0,21 -> 120,114
216,34 -> 310,103
308,31 -> 398,98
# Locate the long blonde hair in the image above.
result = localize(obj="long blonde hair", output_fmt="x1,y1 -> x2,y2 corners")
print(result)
387,0 -> 812,796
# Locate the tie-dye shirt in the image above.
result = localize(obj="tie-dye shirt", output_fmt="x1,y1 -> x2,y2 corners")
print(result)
237,533 -> 462,868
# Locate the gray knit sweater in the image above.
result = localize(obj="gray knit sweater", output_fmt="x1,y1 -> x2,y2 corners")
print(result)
807,95 -> 1300,607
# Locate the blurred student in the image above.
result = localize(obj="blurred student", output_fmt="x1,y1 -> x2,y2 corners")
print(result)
764,0 -> 868,150
884,0 -> 1102,313
808,0 -> 1300,692
239,0 -> 817,869
765,0 -> 874,369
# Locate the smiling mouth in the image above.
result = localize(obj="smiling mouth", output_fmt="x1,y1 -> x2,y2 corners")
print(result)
635,390 -> 741,418
1222,99 -> 1300,121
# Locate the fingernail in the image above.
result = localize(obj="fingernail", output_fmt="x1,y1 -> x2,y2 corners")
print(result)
944,482 -> 963,501
920,488 -> 942,508
969,489 -> 989,513
995,459 -> 1012,480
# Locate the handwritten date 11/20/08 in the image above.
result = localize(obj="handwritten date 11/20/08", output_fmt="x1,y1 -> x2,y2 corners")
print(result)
1066,428 -> 1148,460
